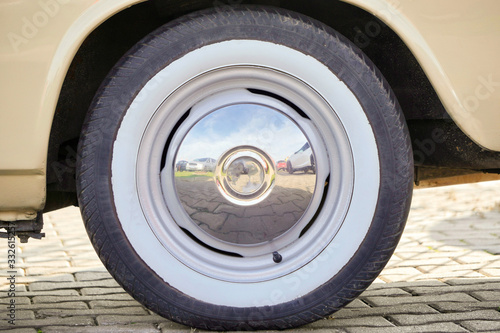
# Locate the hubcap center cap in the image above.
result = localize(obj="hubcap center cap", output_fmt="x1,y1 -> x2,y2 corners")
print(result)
226,157 -> 264,195
215,146 -> 275,206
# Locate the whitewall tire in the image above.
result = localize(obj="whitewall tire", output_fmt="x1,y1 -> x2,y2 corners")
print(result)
77,6 -> 413,330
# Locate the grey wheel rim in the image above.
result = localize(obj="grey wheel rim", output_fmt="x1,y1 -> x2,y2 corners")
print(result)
136,65 -> 355,282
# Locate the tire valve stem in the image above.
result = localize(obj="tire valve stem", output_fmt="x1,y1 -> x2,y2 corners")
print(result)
272,251 -> 282,263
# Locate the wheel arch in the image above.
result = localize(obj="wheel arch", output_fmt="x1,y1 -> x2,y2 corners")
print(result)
45,0 -> 165,211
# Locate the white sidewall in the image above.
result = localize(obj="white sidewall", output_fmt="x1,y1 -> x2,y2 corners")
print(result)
112,40 -> 380,307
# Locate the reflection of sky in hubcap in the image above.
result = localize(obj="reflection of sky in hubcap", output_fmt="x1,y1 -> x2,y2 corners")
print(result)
175,104 -> 307,163
174,103 -> 316,245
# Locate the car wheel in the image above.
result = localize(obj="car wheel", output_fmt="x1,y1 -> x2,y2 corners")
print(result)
76,6 -> 413,330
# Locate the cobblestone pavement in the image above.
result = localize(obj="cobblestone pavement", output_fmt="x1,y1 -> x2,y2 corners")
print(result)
1,181 -> 500,332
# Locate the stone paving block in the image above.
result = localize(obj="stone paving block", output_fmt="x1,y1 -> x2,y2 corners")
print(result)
59,243 -> 97,251
0,284 -> 27,292
61,239 -> 93,247
364,292 -> 478,307
33,293 -> 134,304
69,253 -> 103,260
379,267 -> 423,276
432,301 -> 500,312
485,261 -> 500,268
388,257 -> 456,268
0,268 -> 24,277
428,245 -> 475,253
81,287 -> 127,296
226,330 -> 346,333
13,274 -> 75,284
410,271 -> 486,280
23,256 -> 70,264
19,251 -> 67,259
474,246 -> 500,255
407,282 -> 500,295
75,272 -> 113,281
70,259 -> 103,267
18,239 -> 63,248
42,324 -> 161,333
461,320 -> 500,332
469,221 -> 500,230
29,279 -> 119,291
389,310 -> 500,326
18,301 -> 88,310
463,238 -> 500,246
0,316 -> 94,329
344,322 -> 468,333
306,316 -> 393,328
333,304 -> 438,319
158,321 -> 195,331
480,268 -> 500,277
470,290 -> 500,301
0,297 -> 30,305
4,310 -> 35,320
10,289 -> 80,297
0,329 -> 38,333
38,306 -> 148,317
394,250 -> 469,260
441,230 -> 499,239
26,266 -> 107,276
366,280 -> 446,290
96,314 -> 171,326
89,300 -> 143,308
15,260 -> 70,269
417,263 -> 498,273
358,288 -> 410,297
63,246 -> 97,255
377,267 -> 422,279
445,278 -> 500,285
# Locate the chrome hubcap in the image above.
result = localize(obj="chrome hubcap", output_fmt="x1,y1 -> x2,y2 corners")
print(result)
136,65 -> 354,282
173,101 -> 316,245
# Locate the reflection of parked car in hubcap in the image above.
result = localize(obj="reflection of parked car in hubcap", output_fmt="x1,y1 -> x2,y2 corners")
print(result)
186,157 -> 216,172
175,160 -> 188,172
287,142 -> 315,174
276,160 -> 287,171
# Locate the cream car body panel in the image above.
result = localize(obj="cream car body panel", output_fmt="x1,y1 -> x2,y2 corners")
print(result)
343,0 -> 500,150
0,0 -> 499,219
0,0 -> 144,219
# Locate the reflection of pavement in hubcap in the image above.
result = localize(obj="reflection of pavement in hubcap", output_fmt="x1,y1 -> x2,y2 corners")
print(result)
176,173 -> 315,244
